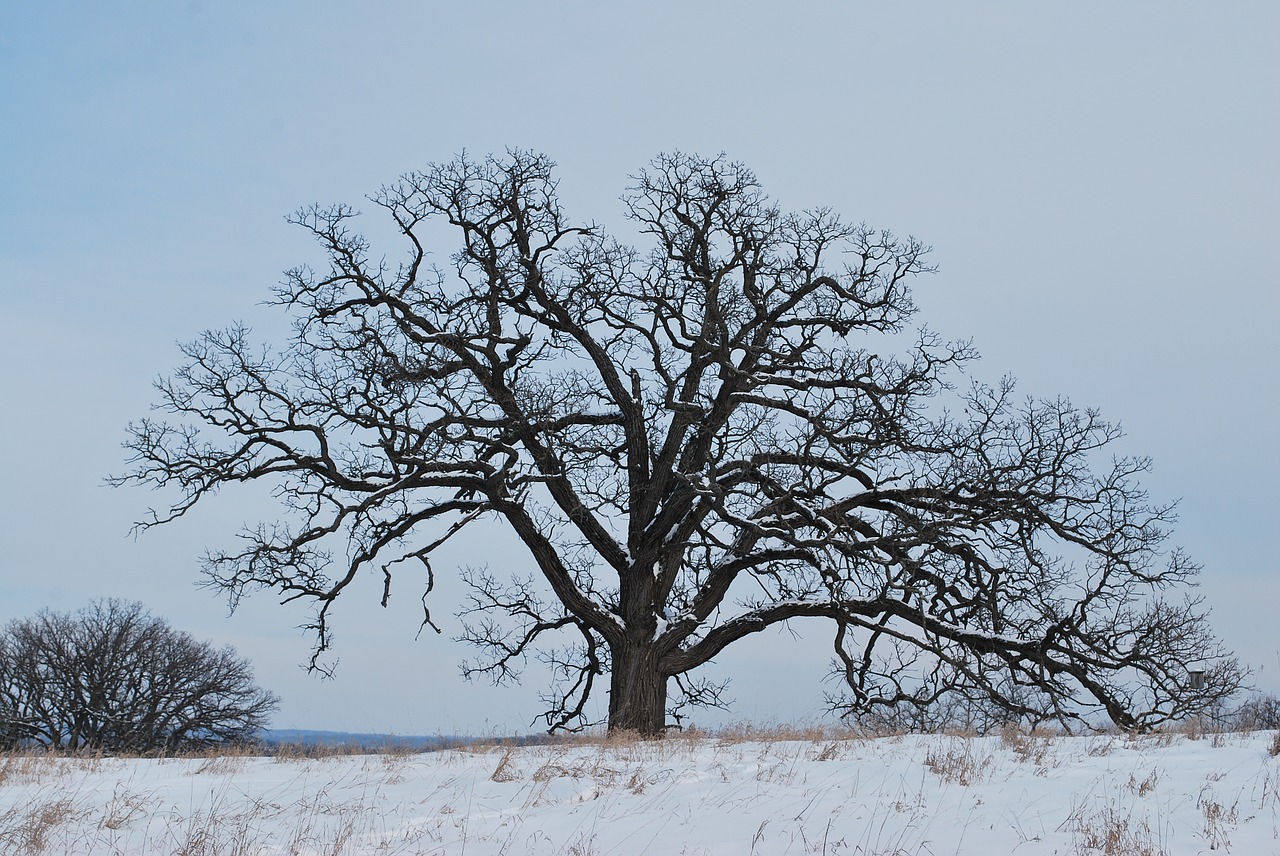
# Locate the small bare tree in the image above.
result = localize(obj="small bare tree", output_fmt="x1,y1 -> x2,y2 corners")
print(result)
115,150 -> 1241,734
0,600 -> 277,751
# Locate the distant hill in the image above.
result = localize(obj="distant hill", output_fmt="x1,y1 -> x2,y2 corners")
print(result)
259,729 -> 453,751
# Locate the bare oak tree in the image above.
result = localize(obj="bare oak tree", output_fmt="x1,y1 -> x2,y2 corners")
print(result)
115,151 -> 1241,734
0,600 -> 277,751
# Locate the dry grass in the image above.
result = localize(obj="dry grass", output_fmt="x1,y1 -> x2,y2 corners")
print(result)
1196,784 -> 1239,851
0,754 -> 49,787
190,753 -> 249,776
489,748 -> 518,782
1126,769 -> 1160,798
1000,723 -> 1059,770
1259,764 -> 1280,810
101,784 -> 154,831
0,796 -> 81,854
1065,802 -> 1167,856
923,737 -> 995,785
4,717 -> 1264,764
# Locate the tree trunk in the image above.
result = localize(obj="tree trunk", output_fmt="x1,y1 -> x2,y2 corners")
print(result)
607,641 -> 667,735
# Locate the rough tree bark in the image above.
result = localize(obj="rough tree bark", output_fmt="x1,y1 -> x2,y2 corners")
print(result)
609,643 -> 666,734
114,150 -> 1242,735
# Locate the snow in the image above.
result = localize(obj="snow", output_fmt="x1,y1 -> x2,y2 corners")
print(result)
2,730 -> 1277,854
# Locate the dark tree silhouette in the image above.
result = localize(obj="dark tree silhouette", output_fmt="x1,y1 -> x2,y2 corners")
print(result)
115,150 -> 1241,734
0,600 -> 277,751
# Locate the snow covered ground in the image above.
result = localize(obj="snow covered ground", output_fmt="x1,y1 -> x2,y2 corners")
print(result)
1,728 -> 1277,854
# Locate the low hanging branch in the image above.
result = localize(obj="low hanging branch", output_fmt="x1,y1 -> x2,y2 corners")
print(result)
114,149 -> 1242,734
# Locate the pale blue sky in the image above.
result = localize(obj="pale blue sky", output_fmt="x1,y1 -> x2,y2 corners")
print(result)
2,2 -> 1276,733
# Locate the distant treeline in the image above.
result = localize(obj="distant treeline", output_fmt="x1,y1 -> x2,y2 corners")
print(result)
257,729 -> 555,753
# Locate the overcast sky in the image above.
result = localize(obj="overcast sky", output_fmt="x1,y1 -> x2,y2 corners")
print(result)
2,2 -> 1276,735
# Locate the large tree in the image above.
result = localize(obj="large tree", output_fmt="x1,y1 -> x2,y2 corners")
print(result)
116,151 -> 1240,734
0,600 -> 277,751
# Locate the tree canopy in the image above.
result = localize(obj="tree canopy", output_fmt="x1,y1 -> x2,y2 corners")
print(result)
0,600 -> 277,751
116,150 -> 1241,734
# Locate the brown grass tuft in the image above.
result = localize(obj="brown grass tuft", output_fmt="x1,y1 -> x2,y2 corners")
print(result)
1066,804 -> 1166,856
923,739 -> 994,786
0,797 -> 80,854
999,724 -> 1056,768
489,748 -> 518,782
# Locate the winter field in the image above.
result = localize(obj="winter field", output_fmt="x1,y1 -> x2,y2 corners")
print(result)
2,727 -> 1278,855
